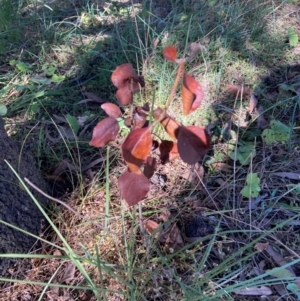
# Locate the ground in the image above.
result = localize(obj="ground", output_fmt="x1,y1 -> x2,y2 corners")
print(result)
0,0 -> 300,300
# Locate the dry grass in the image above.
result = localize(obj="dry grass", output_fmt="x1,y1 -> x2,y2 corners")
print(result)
1,0 -> 300,300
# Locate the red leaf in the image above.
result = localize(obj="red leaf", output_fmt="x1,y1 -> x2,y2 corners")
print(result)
122,127 -> 152,173
111,63 -> 136,88
159,140 -> 179,164
163,45 -> 177,62
111,64 -> 145,105
153,107 -> 181,140
89,117 -> 119,148
101,103 -> 122,118
132,106 -> 148,129
144,220 -> 160,235
118,171 -> 150,206
182,73 -> 204,115
143,157 -> 157,179
116,82 -> 133,105
177,126 -> 210,164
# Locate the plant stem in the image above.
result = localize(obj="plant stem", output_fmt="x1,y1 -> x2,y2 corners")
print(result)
165,61 -> 185,110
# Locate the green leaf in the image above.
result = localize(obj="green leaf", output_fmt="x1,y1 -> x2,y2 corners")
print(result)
16,62 -> 31,72
30,102 -> 40,114
288,27 -> 299,47
0,103 -> 7,116
241,172 -> 261,198
268,267 -> 294,278
51,74 -> 65,83
287,283 -> 299,295
66,114 -> 79,135
229,141 -> 255,165
262,120 -> 291,145
9,59 -> 17,66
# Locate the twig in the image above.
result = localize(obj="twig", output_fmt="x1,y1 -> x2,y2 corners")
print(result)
165,61 -> 185,109
24,177 -> 83,219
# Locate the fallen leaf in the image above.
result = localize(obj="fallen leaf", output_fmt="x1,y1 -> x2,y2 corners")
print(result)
101,102 -> 122,118
186,42 -> 205,61
177,126 -> 210,164
159,222 -> 184,252
211,162 -> 232,172
163,45 -> 177,62
144,219 -> 160,235
89,117 -> 120,148
59,262 -> 76,284
182,73 -> 204,115
273,172 -> 300,180
226,84 -> 251,96
248,93 -> 258,114
257,106 -> 269,129
118,170 -> 150,206
52,159 -> 76,176
82,92 -> 106,103
235,286 -> 272,296
122,127 -> 152,173
57,125 -> 76,140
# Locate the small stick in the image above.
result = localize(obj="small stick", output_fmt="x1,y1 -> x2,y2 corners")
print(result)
24,177 -> 83,219
165,61 -> 185,109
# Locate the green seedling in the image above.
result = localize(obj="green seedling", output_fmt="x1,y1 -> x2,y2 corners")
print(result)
66,114 -> 80,135
262,120 -> 291,145
229,141 -> 255,165
241,172 -> 261,198
0,103 -> 7,116
288,27 -> 299,47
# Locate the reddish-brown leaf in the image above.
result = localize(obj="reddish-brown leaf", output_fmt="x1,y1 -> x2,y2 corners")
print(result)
132,106 -> 148,129
101,103 -> 122,118
177,126 -> 210,164
118,170 -> 150,206
144,220 -> 160,235
153,107 -> 181,140
89,117 -> 119,148
159,140 -> 179,164
182,73 -> 204,115
111,64 -> 144,105
163,45 -> 177,62
111,63 -> 136,88
116,82 -> 133,105
143,157 -> 157,179
122,127 -> 152,173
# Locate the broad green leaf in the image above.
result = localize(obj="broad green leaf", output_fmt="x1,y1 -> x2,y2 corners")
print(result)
229,141 -> 255,165
288,27 -> 299,47
66,114 -> 79,135
241,173 -> 261,198
16,62 -> 31,72
287,283 -> 300,299
30,102 -> 40,114
262,120 -> 291,145
51,74 -> 65,83
9,59 -> 17,66
30,76 -> 52,85
0,103 -> 7,116
268,267 -> 293,278
246,172 -> 260,185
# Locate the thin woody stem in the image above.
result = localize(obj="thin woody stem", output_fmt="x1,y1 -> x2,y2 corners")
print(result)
164,61 -> 185,110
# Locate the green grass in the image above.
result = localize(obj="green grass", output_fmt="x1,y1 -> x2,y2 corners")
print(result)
1,0 -> 300,300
